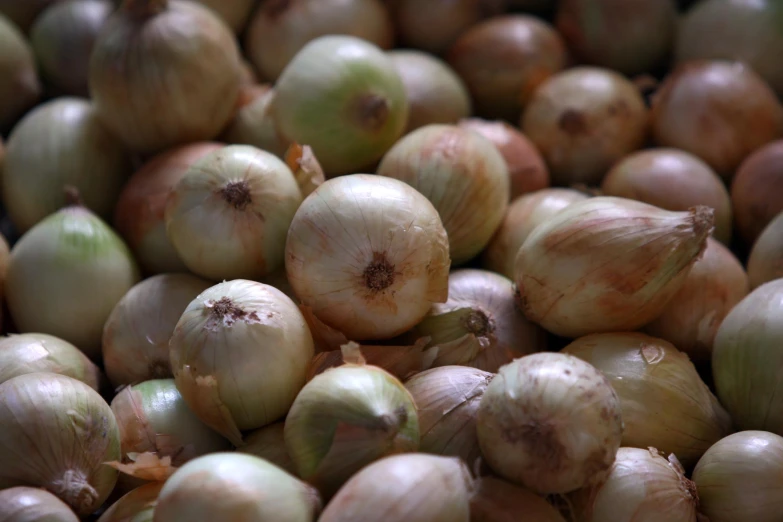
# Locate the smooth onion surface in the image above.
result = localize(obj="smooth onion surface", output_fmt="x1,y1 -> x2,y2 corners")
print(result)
0,13 -> 41,131
97,482 -> 163,522
0,487 -> 79,522
470,476 -> 566,522
195,0 -> 256,33
730,140 -> 783,245
747,211 -> 783,289
239,422 -> 297,476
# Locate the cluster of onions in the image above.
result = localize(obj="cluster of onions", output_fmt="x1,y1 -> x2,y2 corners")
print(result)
220,86 -> 289,158
470,476 -> 566,522
730,140 -> 783,245
0,487 -> 80,521
748,211 -> 783,289
96,482 -> 162,522
239,422 -> 297,476
0,13 -> 40,132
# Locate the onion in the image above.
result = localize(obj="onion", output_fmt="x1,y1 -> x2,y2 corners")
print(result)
285,174 -> 450,341
318,454 -> 472,522
693,430 -> 783,522
195,0 -> 255,33
2,97 -> 134,234
89,0 -> 243,155
458,118 -> 550,200
481,187 -> 588,278
0,333 -> 102,389
563,332 -> 733,467
113,142 -> 223,275
377,124 -> 509,264
712,279 -> 783,433
388,50 -> 471,133
220,85 -> 289,159
730,139 -> 783,245
0,487 -> 79,522
272,35 -> 408,177
6,201 -> 140,359
748,211 -> 783,289
601,148 -> 733,244
29,0 -> 111,96
555,0 -> 677,76
0,13 -> 41,132
470,476 -> 566,522
650,61 -> 783,180
170,279 -> 314,446
97,482 -> 163,522
403,269 -> 547,372
447,14 -> 568,122
521,67 -> 648,187
239,422 -> 297,476
644,238 -> 749,363
0,0 -> 60,33
404,365 -> 492,465
514,197 -> 713,338
0,373 -> 121,515
569,447 -> 701,522
245,0 -> 394,82
153,453 -> 321,522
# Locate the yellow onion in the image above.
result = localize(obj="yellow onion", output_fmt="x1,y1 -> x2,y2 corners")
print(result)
272,35 -> 408,176
0,333 -> 101,389
97,482 -> 163,522
482,188 -> 589,278
0,1 -> 60,33
748,211 -> 783,289
89,0 -> 243,155
569,447 -> 701,522
477,352 -> 624,494
730,139 -> 783,245
165,145 -> 302,281
515,197 -> 714,338
403,269 -> 547,372
220,84 -> 289,158
245,0 -> 394,82
284,142 -> 326,199
194,0 -> 255,33
170,279 -> 314,446
153,453 -> 321,522
6,202 -> 140,359
239,422 -> 297,476
377,124 -> 510,264
563,332 -> 732,467
319,454 -> 473,522
388,49 -> 471,133
470,476 -> 566,522
0,487 -> 79,522
404,365 -> 492,465
644,238 -> 749,362
0,373 -> 121,515
2,97 -> 134,233
285,174 -> 450,341
693,430 -> 783,522
0,13 -> 41,132
712,279 -> 783,433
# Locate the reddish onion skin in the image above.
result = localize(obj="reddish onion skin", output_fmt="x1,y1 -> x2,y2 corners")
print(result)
447,15 -> 568,122
730,140 -> 783,245
113,142 -> 224,275
650,61 -> 783,180
748,212 -> 783,290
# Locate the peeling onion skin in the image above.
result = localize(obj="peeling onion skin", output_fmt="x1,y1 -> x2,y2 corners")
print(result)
285,174 -> 450,341
693,431 -> 783,522
195,0 -> 256,33
239,422 -> 297,476
730,140 -> 783,245
220,85 -> 289,159
470,476 -> 566,522
748,212 -> 783,289
477,352 -> 624,495
0,373 -> 121,516
0,14 -> 41,132
514,197 -> 714,338
97,482 -> 162,522
0,487 -> 80,522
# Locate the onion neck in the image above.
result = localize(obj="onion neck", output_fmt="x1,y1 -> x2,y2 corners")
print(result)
353,93 -> 391,132
51,469 -> 99,514
63,185 -> 84,208
122,0 -> 168,17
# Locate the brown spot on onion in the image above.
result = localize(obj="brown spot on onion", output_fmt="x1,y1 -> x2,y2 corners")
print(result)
558,109 -> 588,135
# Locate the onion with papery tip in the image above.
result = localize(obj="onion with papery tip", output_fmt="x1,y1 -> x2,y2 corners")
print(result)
0,13 -> 41,132
730,139 -> 783,245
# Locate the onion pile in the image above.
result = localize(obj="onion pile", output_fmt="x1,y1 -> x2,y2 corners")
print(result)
730,140 -> 783,245
0,13 -> 40,132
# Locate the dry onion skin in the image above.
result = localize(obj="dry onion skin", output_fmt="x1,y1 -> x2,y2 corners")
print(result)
2,97 -> 134,234
245,0 -> 394,82
97,482 -> 163,522
748,211 -> 783,289
514,197 -> 714,338
153,453 -> 322,522
0,487 -> 80,522
730,139 -> 783,245
477,352 -> 624,495
220,85 -> 289,159
0,13 -> 41,132
239,422 -> 297,476
318,454 -> 473,522
644,238 -> 749,363
169,279 -> 314,446
563,332 -> 732,467
692,430 -> 783,522
285,174 -> 450,341
88,0 -> 243,155
404,269 -> 547,372
0,373 -> 121,515
377,124 -> 509,264
164,145 -> 303,281
481,187 -> 588,279
470,476 -> 566,522
195,0 -> 255,33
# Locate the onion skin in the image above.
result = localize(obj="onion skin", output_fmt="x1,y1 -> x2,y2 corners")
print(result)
447,15 -> 568,122
97,482 -> 163,522
239,422 -> 297,476
0,487 -> 80,522
220,85 -> 289,159
650,61 -> 783,180
748,211 -> 783,289
0,14 -> 41,132
730,140 -> 783,245
470,476 -> 566,522
601,148 -> 732,244
195,0 -> 256,33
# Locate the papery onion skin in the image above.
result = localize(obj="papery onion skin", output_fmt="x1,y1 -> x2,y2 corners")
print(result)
195,0 -> 255,33
644,238 -> 749,362
239,422 -> 297,476
2,97 -> 134,234
153,453 -> 321,522
563,332 -> 733,467
318,454 -> 472,522
514,197 -> 714,338
470,476 -> 566,522
748,211 -> 783,289
0,373 -> 121,515
285,142 -> 325,199
285,174 -> 450,341
712,279 -> 783,433
481,187 -> 588,279
477,352 -> 624,494
170,280 -> 314,446
97,482 -> 163,522
220,85 -> 289,159
730,140 -> 783,245
693,430 -> 783,522
0,14 -> 41,132
0,487 -> 80,522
